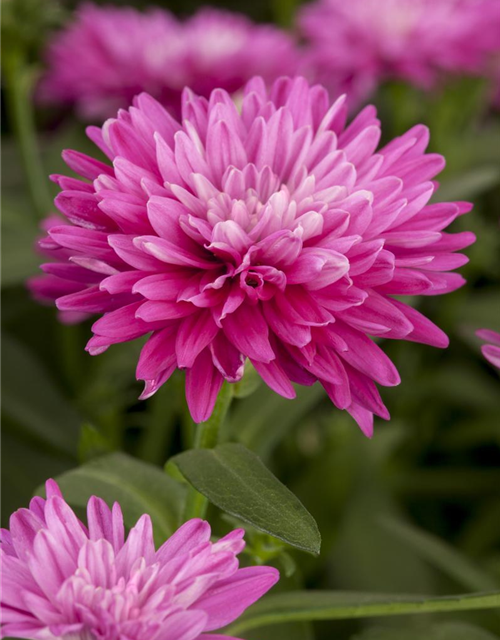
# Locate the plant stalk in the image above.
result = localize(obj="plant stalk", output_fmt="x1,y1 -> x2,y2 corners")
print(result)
182,382 -> 234,522
3,52 -> 52,219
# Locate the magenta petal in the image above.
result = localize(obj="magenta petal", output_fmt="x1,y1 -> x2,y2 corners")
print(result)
222,303 -> 275,363
176,310 -> 219,368
334,322 -> 401,387
185,349 -> 224,423
251,359 -> 296,399
263,300 -> 312,348
347,403 -> 374,438
391,299 -> 449,347
210,333 -> 245,382
136,325 -> 177,381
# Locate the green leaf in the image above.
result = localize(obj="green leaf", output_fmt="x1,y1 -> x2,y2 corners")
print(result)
225,590 -> 500,635
172,443 -> 321,554
380,517 -> 499,593
2,334 -> 82,457
41,453 -> 186,546
353,622 -> 499,640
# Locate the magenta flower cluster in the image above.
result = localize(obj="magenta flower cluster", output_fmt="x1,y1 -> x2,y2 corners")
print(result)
299,0 -> 500,105
39,4 -> 298,119
0,480 -> 278,640
30,76 -> 474,433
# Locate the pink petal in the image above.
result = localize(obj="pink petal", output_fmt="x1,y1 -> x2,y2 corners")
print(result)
195,566 -> 279,631
156,519 -> 211,564
87,497 -> 125,553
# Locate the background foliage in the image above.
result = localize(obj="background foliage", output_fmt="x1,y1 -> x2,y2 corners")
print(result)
2,0 -> 500,638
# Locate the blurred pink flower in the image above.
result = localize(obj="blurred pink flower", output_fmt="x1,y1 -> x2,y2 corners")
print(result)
476,329 -> 500,369
29,77 -> 474,432
298,0 -> 500,104
0,479 -> 279,640
39,3 -> 298,119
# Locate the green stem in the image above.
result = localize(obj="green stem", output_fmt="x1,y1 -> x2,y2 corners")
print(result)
226,590 -> 500,635
139,383 -> 177,464
182,382 -> 234,522
3,52 -> 52,219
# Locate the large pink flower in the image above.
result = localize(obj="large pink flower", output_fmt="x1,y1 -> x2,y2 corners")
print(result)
0,479 -> 279,640
476,329 -> 500,369
29,77 -> 475,433
298,0 -> 500,105
39,3 -> 298,119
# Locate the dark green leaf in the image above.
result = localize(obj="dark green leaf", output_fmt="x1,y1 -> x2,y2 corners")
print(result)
172,443 -> 321,554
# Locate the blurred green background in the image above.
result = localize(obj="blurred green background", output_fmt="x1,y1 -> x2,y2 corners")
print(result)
2,1 -> 500,638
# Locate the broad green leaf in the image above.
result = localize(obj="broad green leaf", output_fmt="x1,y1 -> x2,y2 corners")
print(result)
380,517 -> 499,593
353,622 -> 498,640
225,590 -> 500,635
2,334 -> 82,457
172,443 -> 321,554
42,453 -> 186,546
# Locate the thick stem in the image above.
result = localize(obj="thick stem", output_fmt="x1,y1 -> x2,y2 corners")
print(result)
182,382 -> 234,522
3,52 -> 52,219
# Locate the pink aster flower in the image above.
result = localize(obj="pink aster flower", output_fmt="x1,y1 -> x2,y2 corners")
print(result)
0,479 -> 279,640
298,0 -> 500,105
29,76 -> 475,434
476,329 -> 500,369
39,3 -> 298,119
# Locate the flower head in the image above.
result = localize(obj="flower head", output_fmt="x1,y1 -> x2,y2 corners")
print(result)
298,0 -> 500,104
29,76 -> 475,433
0,480 -> 279,640
39,3 -> 298,119
476,329 -> 500,369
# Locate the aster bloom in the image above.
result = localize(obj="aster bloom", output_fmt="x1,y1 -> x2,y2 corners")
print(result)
29,76 -> 475,434
39,3 -> 298,119
298,0 -> 500,105
476,329 -> 500,369
0,479 -> 279,640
